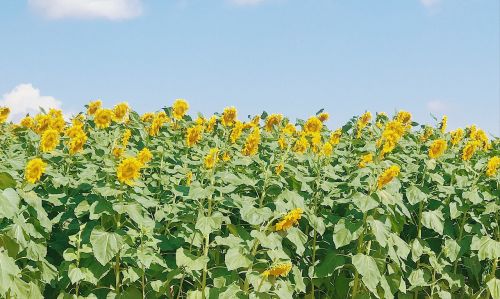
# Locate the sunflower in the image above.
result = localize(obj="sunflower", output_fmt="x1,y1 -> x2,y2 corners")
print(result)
25,158 -> 47,184
137,148 -> 153,166
0,107 -> 10,123
264,114 -> 283,132
358,153 -> 373,168
377,165 -> 400,189
275,208 -> 303,231
172,99 -> 189,120
428,139 -> 447,159
221,106 -> 237,127
94,109 -> 113,129
303,116 -> 323,135
40,129 -> 60,152
262,262 -> 292,278
87,100 -> 102,115
186,125 -> 203,147
486,156 -> 500,177
242,128 -> 260,156
113,102 -> 129,122
117,157 -> 142,185
204,148 -> 219,169
20,116 -> 34,128
318,112 -> 329,122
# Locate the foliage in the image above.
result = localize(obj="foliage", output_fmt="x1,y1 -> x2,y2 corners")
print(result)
0,103 -> 499,299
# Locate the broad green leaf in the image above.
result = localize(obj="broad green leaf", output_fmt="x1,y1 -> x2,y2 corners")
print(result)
352,192 -> 378,213
176,248 -> 209,271
352,254 -> 381,293
443,239 -> 460,262
487,278 -> 500,299
90,229 -> 123,266
0,172 -> 16,190
406,185 -> 426,205
471,236 -> 500,261
0,188 -> 20,219
286,227 -> 307,255
196,212 -> 224,237
240,205 -> 272,226
225,247 -> 252,271
333,222 -> 353,248
408,269 -> 427,289
421,209 -> 444,235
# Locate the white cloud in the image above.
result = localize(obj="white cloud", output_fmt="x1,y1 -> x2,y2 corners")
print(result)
420,0 -> 441,9
29,0 -> 143,20
229,0 -> 267,6
0,84 -> 62,121
426,100 -> 448,113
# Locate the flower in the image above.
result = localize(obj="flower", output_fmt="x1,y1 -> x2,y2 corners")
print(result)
377,120 -> 406,156
34,114 -> 51,134
356,111 -> 372,138
122,129 -> 132,147
20,116 -> 34,129
87,100 -> 102,115
428,139 -> 447,159
329,129 -> 342,146
25,158 -> 47,184
275,163 -> 284,175
469,128 -> 489,150
137,148 -> 153,165
486,156 -> 500,177
303,116 -> 323,135
276,208 -> 303,231
265,114 -> 283,132
358,153 -> 373,168
420,126 -> 433,142
141,112 -> 155,123
221,106 -> 238,127
112,147 -> 124,158
68,133 -> 87,154
230,121 -> 244,143
186,171 -> 193,185
318,112 -> 329,122
117,157 -> 142,185
186,125 -> 203,147
242,128 -> 260,156
293,135 -> 308,154
206,115 -> 217,133
278,136 -> 287,150
40,129 -> 60,152
439,116 -> 447,133
204,148 -> 219,169
113,102 -> 129,122
462,141 -> 479,161
450,128 -> 464,146
262,262 -> 292,278
172,99 -> 189,120
395,111 -> 412,126
222,152 -> 231,162
377,165 -> 400,189
94,109 -> 113,129
0,107 -> 10,123
320,142 -> 333,157
65,124 -> 85,139
283,123 -> 296,135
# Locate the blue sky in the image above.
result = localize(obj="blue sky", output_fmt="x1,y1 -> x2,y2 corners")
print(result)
0,0 -> 499,135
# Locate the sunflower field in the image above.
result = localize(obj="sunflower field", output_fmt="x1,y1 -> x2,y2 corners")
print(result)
0,101 -> 499,299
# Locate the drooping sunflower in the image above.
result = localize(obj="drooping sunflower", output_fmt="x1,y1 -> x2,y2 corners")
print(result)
25,158 -> 47,184
20,116 -> 34,129
293,135 -> 308,154
264,113 -> 283,132
68,133 -> 87,155
262,262 -> 293,278
242,128 -> 261,156
358,153 -> 373,168
318,112 -> 330,122
275,208 -> 303,231
486,156 -> 500,177
113,102 -> 129,122
137,148 -> 153,166
186,125 -> 203,147
377,165 -> 400,189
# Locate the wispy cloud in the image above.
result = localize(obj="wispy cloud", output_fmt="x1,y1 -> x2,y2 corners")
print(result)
0,84 -> 62,121
29,0 -> 143,20
426,100 -> 448,114
228,0 -> 267,6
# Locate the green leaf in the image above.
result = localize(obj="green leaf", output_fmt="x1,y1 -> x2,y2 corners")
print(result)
406,185 -> 426,205
0,188 -> 20,219
90,228 -> 123,266
68,265 -> 86,284
286,227 -> 307,255
196,212 -> 224,237
240,205 -> 272,226
0,172 -> 16,190
176,248 -> 209,272
421,209 -> 444,235
352,193 -> 378,213
408,269 -> 427,289
471,236 -> 500,261
443,239 -> 460,262
225,247 -> 252,271
333,221 -> 353,248
315,251 -> 345,278
352,254 -> 381,293
487,278 -> 500,299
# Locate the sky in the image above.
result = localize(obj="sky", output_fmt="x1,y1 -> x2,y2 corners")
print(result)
0,0 -> 499,136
